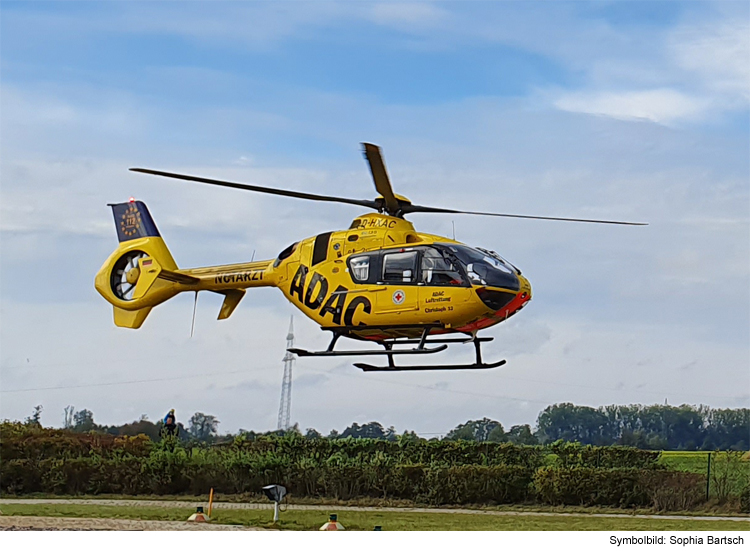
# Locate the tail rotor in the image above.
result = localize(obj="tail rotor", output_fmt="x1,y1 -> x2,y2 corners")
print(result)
111,250 -> 148,301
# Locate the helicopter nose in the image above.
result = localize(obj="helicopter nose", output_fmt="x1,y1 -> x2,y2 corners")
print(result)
519,274 -> 532,301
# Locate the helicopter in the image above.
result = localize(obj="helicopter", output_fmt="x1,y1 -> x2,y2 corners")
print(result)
95,143 -> 645,372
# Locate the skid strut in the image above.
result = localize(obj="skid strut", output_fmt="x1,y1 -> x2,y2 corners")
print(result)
289,326 -> 506,372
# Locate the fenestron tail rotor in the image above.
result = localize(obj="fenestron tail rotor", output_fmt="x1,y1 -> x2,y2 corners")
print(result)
111,250 -> 147,301
130,143 -> 647,225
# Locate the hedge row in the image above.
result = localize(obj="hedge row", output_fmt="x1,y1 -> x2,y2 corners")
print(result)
2,452 -> 702,509
2,424 -> 701,509
2,424 -> 662,469
533,466 -> 705,509
0,453 -> 534,504
546,441 -> 661,469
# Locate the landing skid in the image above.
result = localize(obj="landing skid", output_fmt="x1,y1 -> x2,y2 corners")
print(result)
289,344 -> 448,358
353,359 -> 506,373
289,326 -> 506,372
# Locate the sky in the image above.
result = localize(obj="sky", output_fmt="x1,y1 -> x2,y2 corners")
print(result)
0,1 -> 748,437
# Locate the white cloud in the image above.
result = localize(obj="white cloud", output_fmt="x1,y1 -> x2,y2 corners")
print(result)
553,88 -> 711,125
669,20 -> 750,102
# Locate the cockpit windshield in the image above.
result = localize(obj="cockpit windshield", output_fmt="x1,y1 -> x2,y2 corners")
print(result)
439,244 -> 520,291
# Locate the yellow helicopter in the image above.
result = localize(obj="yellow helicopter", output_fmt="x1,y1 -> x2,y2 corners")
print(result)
95,143 -> 645,371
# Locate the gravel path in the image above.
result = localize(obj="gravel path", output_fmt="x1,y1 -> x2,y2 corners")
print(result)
2,498 -> 748,523
0,515 -> 263,531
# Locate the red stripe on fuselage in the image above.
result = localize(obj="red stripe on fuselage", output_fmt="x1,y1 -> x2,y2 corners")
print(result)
456,291 -> 529,334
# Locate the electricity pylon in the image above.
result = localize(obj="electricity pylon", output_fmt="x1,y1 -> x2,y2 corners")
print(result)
277,316 -> 295,431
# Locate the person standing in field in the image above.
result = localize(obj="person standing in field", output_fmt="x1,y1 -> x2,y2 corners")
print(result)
163,409 -> 177,437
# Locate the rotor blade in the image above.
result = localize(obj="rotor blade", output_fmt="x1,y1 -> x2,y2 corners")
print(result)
401,204 -> 647,225
361,143 -> 399,215
129,168 -> 380,211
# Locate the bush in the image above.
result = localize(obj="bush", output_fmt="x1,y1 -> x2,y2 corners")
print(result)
740,485 -> 750,514
420,465 -> 534,505
0,459 -> 42,494
533,466 -> 704,510
548,441 -> 661,469
534,466 -> 650,507
645,470 -> 705,512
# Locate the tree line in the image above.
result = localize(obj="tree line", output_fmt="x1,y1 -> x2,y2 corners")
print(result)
21,402 -> 750,450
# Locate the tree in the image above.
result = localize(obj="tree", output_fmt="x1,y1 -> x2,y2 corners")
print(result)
305,428 -> 322,439
63,406 -> 75,430
704,408 -> 750,450
397,430 -> 422,442
24,405 -> 43,427
487,424 -> 507,442
340,421 -> 388,439
445,418 -> 503,442
111,418 -> 162,440
506,424 -> 538,445
536,403 -> 608,445
73,409 -> 97,432
188,412 -> 219,441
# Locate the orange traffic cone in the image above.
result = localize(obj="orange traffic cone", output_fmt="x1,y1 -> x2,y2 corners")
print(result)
187,506 -> 210,522
319,514 -> 344,531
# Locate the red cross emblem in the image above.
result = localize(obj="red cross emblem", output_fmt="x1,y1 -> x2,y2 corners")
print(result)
393,290 -> 405,304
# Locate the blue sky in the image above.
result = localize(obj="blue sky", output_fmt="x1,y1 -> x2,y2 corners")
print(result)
1,1 -> 748,435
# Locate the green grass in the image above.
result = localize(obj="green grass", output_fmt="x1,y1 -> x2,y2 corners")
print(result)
659,451 -> 750,497
659,451 -> 749,472
1,503 -> 748,531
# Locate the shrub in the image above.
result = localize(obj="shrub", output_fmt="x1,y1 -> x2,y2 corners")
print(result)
421,465 -> 534,505
548,441 -> 661,469
645,470 -> 705,512
740,485 -> 750,514
533,466 -> 704,510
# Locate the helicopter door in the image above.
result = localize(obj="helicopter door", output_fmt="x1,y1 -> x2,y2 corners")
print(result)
375,250 -> 419,314
418,246 -> 472,314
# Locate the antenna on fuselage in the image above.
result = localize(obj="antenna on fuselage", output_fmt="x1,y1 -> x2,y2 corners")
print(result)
452,221 -> 456,240
190,291 -> 198,338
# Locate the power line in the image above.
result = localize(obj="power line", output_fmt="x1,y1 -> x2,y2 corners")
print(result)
0,366 -> 272,394
2,356 -> 743,405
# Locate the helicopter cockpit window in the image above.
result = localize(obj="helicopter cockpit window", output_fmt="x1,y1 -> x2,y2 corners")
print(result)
440,244 -> 520,291
349,255 -> 370,282
421,247 -> 467,286
382,251 -> 418,283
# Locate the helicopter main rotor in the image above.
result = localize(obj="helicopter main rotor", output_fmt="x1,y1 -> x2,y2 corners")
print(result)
130,143 -> 647,226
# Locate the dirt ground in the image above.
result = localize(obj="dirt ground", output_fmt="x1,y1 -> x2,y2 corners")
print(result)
2,498 -> 748,523
0,515 -> 264,531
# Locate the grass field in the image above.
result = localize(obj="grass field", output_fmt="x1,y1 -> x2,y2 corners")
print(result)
659,451 -> 750,497
2,503 -> 748,531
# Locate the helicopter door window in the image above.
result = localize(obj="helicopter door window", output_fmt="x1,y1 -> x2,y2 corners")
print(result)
382,251 -> 418,284
421,247 -> 467,286
349,255 -> 370,282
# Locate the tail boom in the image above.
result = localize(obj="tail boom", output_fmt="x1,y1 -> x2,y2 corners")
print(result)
96,199 -> 276,328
